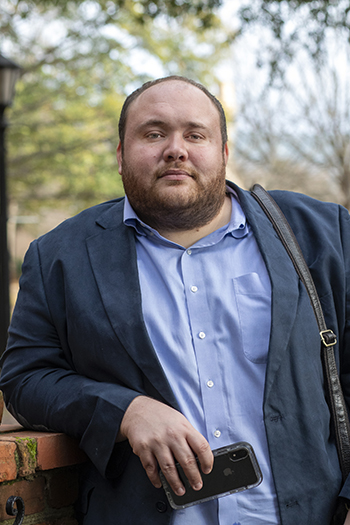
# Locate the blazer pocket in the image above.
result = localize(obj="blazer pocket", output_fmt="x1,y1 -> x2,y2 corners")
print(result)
233,272 -> 271,364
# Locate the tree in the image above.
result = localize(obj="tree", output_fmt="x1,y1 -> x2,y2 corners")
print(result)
1,0 -> 234,215
284,54 -> 350,207
234,42 -> 349,207
237,0 -> 350,77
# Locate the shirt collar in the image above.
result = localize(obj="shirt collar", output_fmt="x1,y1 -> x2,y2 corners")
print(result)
123,185 -> 249,246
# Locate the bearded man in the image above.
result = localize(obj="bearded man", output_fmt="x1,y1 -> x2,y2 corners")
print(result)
2,76 -> 350,525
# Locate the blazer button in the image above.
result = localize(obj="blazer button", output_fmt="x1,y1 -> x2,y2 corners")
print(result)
156,501 -> 167,513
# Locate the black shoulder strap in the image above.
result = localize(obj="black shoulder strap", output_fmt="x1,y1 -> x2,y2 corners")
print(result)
251,183 -> 350,481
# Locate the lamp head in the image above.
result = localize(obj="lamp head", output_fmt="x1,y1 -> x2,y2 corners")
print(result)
0,54 -> 21,107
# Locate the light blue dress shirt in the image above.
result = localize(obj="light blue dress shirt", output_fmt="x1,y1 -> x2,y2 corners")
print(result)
124,188 -> 280,524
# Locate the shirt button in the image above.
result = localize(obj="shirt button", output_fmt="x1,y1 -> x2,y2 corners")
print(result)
190,286 -> 198,293
198,332 -> 206,339
207,380 -> 214,388
187,249 -> 192,255
214,430 -> 221,438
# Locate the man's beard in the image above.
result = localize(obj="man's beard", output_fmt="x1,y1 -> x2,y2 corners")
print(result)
122,162 -> 227,232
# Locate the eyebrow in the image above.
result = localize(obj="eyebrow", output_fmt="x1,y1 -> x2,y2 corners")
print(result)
136,119 -> 209,132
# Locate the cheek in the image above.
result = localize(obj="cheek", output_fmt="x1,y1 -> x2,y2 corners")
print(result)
131,146 -> 159,166
192,150 -> 216,170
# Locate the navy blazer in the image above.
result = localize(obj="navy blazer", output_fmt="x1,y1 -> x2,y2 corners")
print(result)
1,183 -> 350,524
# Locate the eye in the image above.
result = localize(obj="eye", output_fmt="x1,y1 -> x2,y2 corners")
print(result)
187,133 -> 204,141
146,132 -> 163,139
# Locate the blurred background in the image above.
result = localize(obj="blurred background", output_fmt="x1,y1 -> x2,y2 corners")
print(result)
1,0 -> 350,307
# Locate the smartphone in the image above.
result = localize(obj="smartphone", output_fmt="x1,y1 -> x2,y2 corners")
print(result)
160,441 -> 262,510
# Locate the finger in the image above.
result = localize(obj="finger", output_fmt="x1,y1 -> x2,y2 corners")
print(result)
168,432 -> 213,493
189,437 -> 214,475
174,449 -> 203,492
158,453 -> 186,496
139,451 -> 163,489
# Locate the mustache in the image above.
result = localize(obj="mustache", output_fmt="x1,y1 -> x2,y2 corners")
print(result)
155,164 -> 199,180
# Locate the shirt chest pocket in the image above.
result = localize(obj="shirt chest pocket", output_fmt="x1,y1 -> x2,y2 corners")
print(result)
233,272 -> 271,364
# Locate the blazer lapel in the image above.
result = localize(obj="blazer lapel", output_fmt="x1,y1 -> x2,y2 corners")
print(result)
86,200 -> 177,408
236,186 -> 301,401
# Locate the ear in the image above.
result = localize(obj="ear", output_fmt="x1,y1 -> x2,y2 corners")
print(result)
223,142 -> 229,166
116,142 -> 123,174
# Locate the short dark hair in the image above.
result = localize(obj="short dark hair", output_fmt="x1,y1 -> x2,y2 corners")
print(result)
118,75 -> 228,150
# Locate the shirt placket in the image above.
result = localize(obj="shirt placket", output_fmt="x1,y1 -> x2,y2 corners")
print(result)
181,247 -> 230,449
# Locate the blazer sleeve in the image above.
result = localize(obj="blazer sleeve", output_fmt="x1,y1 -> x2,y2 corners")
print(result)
0,240 -> 141,478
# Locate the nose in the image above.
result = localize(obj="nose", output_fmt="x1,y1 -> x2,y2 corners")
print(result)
163,134 -> 188,162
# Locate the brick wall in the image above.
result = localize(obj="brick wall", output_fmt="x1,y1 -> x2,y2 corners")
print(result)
0,424 -> 87,525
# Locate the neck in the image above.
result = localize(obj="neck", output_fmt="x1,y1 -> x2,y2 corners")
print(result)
157,194 -> 232,248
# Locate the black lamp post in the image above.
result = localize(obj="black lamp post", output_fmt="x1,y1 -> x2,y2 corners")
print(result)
0,54 -> 21,356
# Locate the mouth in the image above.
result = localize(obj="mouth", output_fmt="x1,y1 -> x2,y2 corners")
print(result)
158,169 -> 193,181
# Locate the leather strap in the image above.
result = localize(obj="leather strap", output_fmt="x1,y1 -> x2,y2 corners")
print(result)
251,183 -> 350,481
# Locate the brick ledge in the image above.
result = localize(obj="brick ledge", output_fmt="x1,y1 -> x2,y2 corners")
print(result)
0,424 -> 87,483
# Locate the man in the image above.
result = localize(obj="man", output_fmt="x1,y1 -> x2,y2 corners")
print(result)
1,76 -> 350,524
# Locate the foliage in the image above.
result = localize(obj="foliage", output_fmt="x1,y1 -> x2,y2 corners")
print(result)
5,0 -> 223,29
234,45 -> 350,207
1,0 -> 233,214
237,0 -> 350,77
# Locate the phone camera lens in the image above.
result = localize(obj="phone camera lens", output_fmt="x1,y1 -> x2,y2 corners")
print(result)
230,449 -> 248,462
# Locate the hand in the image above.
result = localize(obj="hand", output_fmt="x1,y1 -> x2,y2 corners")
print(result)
118,396 -> 214,497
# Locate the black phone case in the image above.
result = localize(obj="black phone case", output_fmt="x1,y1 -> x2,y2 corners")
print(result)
160,441 -> 263,510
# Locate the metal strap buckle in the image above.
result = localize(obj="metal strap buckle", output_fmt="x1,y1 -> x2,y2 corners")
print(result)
320,329 -> 337,347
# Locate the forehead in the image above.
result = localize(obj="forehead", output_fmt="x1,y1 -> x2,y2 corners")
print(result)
126,81 -> 221,131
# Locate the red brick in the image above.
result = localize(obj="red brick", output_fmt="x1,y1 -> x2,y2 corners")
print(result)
0,434 -> 17,442
36,433 -> 87,471
17,438 -> 38,477
47,469 -> 79,509
0,433 -> 37,477
0,430 -> 86,471
0,476 -> 45,520
0,440 -> 17,482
